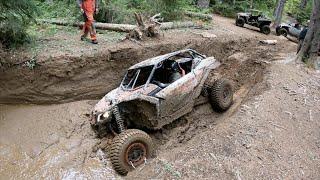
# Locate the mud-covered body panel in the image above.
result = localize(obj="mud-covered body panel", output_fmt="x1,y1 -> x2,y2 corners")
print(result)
93,84 -> 160,115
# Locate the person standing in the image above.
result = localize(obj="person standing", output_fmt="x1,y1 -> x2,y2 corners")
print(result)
297,20 -> 309,53
77,0 -> 99,44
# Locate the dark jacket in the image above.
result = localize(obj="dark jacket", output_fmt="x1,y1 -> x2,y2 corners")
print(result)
299,27 -> 308,40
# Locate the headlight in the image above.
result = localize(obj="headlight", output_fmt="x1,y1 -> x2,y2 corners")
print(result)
97,111 -> 112,124
97,114 -> 103,123
103,111 -> 110,119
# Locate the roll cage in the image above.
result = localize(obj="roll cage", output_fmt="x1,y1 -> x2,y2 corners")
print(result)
120,49 -> 205,91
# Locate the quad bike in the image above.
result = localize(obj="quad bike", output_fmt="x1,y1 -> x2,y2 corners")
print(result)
91,49 -> 234,175
235,10 -> 272,35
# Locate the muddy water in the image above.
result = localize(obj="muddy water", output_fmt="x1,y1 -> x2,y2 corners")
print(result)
0,101 -> 118,179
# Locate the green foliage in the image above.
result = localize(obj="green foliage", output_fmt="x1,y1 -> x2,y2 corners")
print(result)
35,0 -> 79,21
34,0 -> 192,24
285,0 -> 312,24
0,0 -> 38,47
210,0 -> 276,18
155,0 -> 191,21
96,0 -> 149,23
24,57 -> 38,70
96,0 -> 193,23
212,2 -> 248,17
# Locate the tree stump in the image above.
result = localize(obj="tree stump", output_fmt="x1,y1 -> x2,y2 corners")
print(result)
126,13 -> 161,40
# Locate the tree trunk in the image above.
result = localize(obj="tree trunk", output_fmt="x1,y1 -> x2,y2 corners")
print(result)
273,0 -> 287,27
297,0 -> 320,69
300,0 -> 308,9
273,0 -> 279,16
197,0 -> 210,8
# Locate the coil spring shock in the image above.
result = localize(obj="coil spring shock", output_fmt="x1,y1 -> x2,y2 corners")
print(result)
112,105 -> 125,133
201,83 -> 211,97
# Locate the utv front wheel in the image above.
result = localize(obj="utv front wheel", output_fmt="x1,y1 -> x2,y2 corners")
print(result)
110,129 -> 153,175
236,18 -> 245,27
260,25 -> 271,35
210,79 -> 233,112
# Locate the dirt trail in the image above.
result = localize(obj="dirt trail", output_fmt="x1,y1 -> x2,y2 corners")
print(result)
1,15 -> 319,179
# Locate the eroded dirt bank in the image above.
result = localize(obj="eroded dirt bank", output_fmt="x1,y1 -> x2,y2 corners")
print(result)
1,32 -> 264,104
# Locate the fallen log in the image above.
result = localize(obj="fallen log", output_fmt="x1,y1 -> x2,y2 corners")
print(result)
39,19 -> 136,32
39,19 -> 202,32
160,21 -> 202,30
259,40 -> 278,45
184,11 -> 213,21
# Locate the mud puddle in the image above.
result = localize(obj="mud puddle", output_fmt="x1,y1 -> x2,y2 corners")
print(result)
0,101 -> 114,179
0,35 -> 282,179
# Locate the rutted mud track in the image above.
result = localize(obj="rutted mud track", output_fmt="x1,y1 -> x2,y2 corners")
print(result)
0,35 -> 266,104
0,18 -> 297,178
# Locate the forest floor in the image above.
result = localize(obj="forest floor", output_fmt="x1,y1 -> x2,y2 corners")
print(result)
0,15 -> 319,179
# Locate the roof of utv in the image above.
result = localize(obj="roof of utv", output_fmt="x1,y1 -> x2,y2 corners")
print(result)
129,49 -> 201,70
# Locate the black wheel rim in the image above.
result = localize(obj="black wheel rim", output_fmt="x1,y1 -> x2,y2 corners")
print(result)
125,142 -> 146,167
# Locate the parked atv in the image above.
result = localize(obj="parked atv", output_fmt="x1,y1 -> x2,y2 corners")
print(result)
235,10 -> 272,35
91,49 -> 234,175
276,23 -> 303,38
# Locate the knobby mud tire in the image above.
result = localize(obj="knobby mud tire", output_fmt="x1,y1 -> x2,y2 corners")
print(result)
261,25 -> 271,35
279,28 -> 288,37
236,18 -> 245,27
110,129 -> 153,175
210,78 -> 234,112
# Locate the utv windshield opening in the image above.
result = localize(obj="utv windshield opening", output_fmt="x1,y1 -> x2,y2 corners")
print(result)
121,65 -> 154,90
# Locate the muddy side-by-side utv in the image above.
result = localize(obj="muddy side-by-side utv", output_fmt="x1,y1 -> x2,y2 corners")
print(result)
91,49 -> 234,175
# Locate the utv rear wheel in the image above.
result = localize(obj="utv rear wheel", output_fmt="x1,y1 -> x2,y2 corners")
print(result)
279,28 -> 288,37
110,129 -> 153,175
260,25 -> 271,35
210,79 -> 233,112
236,18 -> 245,27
